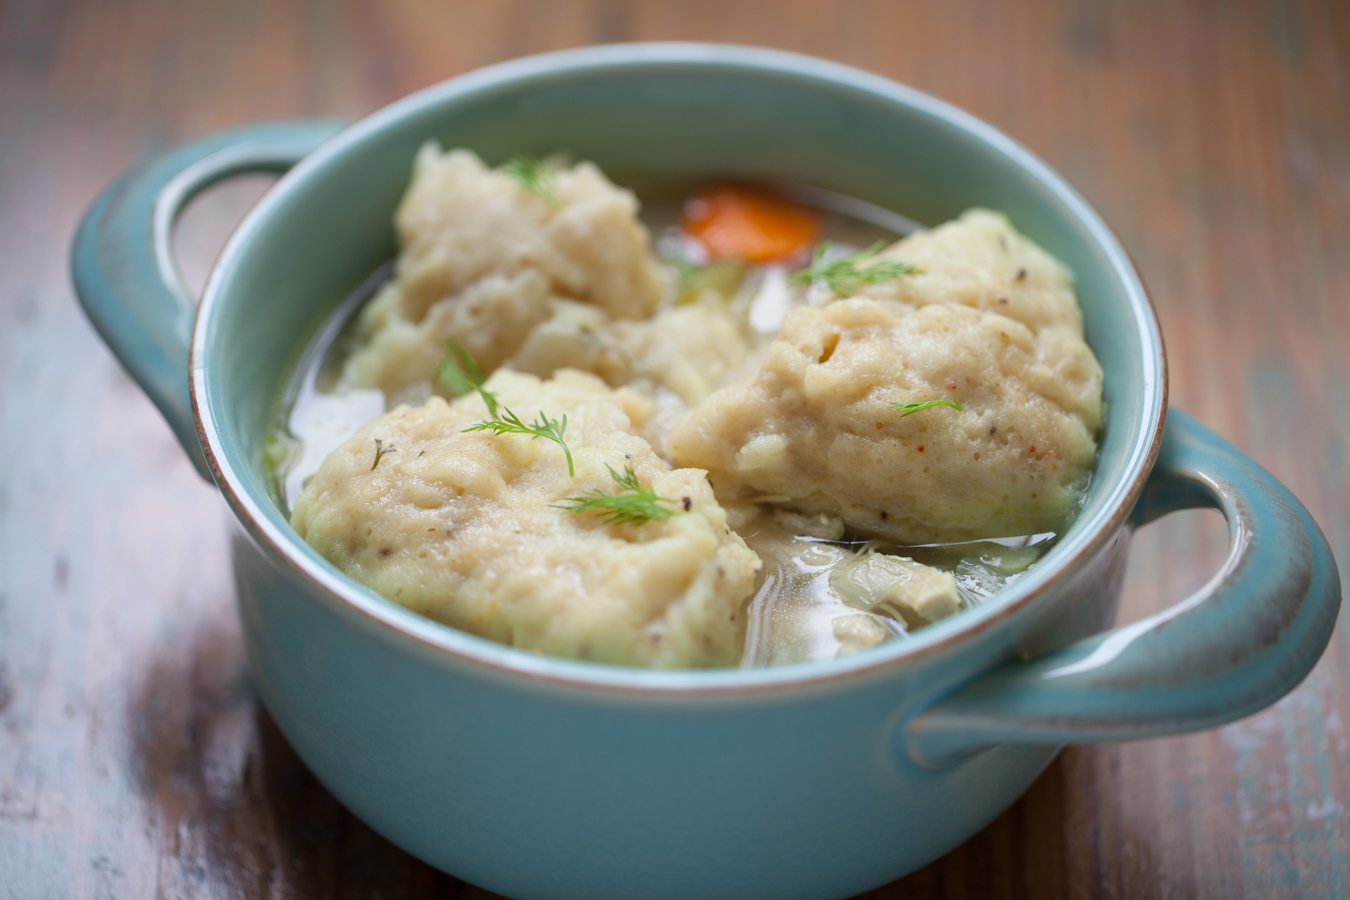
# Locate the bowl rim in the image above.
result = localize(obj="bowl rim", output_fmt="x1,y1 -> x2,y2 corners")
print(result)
191,41 -> 1168,697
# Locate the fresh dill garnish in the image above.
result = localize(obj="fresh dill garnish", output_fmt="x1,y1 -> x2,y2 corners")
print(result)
436,338 -> 485,398
437,337 -> 501,416
891,399 -> 963,418
437,337 -> 575,476
501,156 -> 560,209
371,438 -> 398,471
463,408 -> 574,477
664,255 -> 747,306
668,256 -> 699,292
553,464 -> 679,526
790,241 -> 919,297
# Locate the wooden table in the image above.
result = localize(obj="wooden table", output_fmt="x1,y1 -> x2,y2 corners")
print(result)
2,1 -> 1346,896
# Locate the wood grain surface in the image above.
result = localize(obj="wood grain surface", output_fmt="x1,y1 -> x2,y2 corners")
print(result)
2,1 -> 1347,897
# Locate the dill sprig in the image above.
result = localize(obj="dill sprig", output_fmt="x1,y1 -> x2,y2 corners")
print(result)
463,408 -> 574,477
668,255 -> 699,293
665,255 -> 746,306
891,399 -> 963,418
371,438 -> 398,471
790,241 -> 919,297
436,338 -> 500,415
501,156 -> 560,209
553,464 -> 679,527
437,337 -> 575,476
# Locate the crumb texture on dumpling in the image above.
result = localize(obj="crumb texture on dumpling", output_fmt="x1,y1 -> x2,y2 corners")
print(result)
338,145 -> 665,397
337,145 -> 754,412
291,369 -> 760,668
666,210 -> 1103,543
855,208 -> 1085,331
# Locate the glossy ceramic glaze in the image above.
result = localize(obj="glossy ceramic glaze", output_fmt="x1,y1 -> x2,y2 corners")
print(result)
71,44 -> 1340,900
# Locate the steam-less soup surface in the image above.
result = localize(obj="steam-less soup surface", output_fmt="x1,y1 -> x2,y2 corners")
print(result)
270,146 -> 1103,669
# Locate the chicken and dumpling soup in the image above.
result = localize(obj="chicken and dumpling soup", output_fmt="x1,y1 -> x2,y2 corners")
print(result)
267,147 -> 1103,669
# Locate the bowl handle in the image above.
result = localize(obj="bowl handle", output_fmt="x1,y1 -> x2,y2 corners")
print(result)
71,120 -> 347,480
904,409 -> 1341,768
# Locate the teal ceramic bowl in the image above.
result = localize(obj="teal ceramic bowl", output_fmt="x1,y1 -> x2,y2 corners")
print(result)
73,44 -> 1339,900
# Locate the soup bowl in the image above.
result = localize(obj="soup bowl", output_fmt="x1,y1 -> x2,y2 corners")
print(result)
72,43 -> 1339,900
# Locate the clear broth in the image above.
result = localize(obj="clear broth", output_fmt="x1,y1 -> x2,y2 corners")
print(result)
268,181 -> 1063,667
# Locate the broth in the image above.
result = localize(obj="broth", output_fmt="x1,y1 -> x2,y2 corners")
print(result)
268,180 -> 1067,667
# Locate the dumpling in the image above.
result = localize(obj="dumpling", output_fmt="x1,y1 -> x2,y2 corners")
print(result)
292,369 -> 760,668
666,212 -> 1102,543
339,146 -> 665,397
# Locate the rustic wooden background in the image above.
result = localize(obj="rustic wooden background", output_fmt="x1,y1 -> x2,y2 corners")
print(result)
2,0 -> 1347,896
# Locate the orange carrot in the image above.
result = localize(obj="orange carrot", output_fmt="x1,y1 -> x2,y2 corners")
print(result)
682,184 -> 819,263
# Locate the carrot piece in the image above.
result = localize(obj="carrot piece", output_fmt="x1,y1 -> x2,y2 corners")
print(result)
682,184 -> 819,263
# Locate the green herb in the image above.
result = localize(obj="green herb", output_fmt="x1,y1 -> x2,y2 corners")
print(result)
501,155 -> 560,209
553,464 -> 679,526
371,438 -> 398,471
436,337 -> 485,398
438,337 -> 575,476
437,337 -> 503,417
790,241 -> 919,297
464,408 -> 574,477
891,399 -> 963,418
668,256 -> 699,294
666,256 -> 747,306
